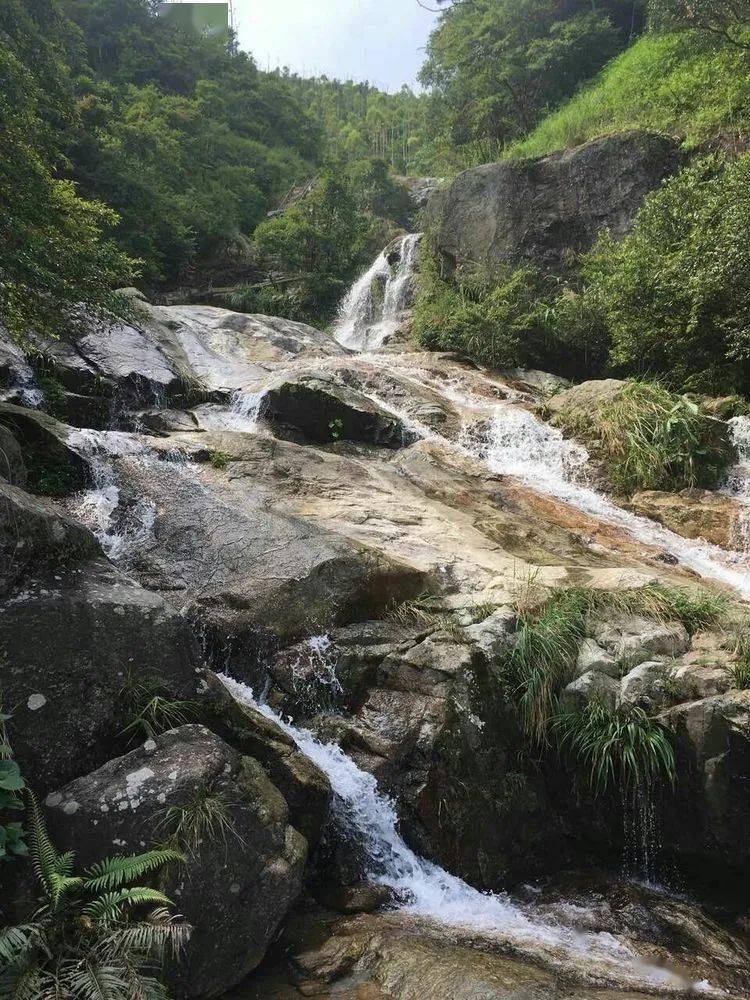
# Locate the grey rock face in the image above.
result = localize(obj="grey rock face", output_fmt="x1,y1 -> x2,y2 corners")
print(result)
426,132 -> 679,276
575,637 -> 619,678
619,659 -> 673,710
594,614 -> 690,662
464,608 -> 516,661
561,670 -> 620,713
0,401 -> 89,496
44,726 -> 307,998
1,560 -> 202,793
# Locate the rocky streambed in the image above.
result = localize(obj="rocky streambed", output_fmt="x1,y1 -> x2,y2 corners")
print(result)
2,264 -> 750,996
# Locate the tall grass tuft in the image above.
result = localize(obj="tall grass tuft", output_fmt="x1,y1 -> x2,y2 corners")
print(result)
555,702 -> 676,797
596,381 -> 732,494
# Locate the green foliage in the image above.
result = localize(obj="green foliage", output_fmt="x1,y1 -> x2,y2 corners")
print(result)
160,790 -> 240,857
413,250 -> 562,370
25,451 -> 80,498
208,450 -> 231,471
120,675 -> 199,744
346,158 -> 413,226
503,581 -> 726,743
0,712 -> 27,864
507,586 -> 597,744
592,381 -> 734,493
0,0 -> 136,340
250,173 -> 376,325
511,31 -> 750,159
728,631 -> 750,689
0,793 -> 188,999
649,0 -> 750,47
555,702 -> 676,797
579,156 -> 750,394
419,0 -> 638,169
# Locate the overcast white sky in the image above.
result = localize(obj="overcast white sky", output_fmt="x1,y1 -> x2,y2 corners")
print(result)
233,0 -> 440,91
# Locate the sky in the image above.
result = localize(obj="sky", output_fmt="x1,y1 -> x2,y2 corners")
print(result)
233,0 -> 440,91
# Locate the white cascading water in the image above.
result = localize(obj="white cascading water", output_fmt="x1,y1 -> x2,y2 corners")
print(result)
333,234 -> 421,352
197,390 -> 267,432
67,429 -> 156,562
217,673 -> 713,994
722,416 -> 750,550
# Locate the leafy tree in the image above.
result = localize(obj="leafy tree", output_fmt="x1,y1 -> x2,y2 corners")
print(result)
580,154 -> 750,393
0,795 -> 188,999
649,0 -> 750,48
249,174 -> 375,324
347,158 -> 413,226
419,0 -> 637,165
0,0 -> 136,340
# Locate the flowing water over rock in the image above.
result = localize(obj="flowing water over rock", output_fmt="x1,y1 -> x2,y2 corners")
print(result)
218,675 -> 720,996
333,234 -> 421,352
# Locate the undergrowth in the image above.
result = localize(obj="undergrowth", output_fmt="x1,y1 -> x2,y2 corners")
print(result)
505,581 -> 726,743
554,701 -> 676,797
160,790 -> 241,858
568,381 -> 735,494
120,675 -> 200,745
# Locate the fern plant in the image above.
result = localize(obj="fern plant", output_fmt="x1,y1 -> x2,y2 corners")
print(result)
0,795 -> 189,999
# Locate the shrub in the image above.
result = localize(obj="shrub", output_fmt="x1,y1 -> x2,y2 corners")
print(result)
0,795 -> 188,998
413,252 -> 561,370
555,702 -> 676,797
0,711 -> 26,864
594,380 -> 734,493
580,156 -> 750,395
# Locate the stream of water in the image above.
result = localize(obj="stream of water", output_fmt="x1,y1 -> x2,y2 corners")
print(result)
217,674 -> 713,995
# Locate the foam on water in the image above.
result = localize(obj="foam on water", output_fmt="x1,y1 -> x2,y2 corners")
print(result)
217,673 -> 716,993
67,429 -> 156,561
334,234 -> 421,352
198,390 -> 267,432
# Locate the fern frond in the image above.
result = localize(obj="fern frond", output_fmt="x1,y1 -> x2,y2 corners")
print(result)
101,917 -> 190,963
59,959 -> 129,1000
25,793 -> 63,899
82,889 -> 172,923
83,851 -> 184,893
0,925 -> 40,966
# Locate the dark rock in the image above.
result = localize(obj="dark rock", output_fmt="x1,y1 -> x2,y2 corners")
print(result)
264,373 -> 411,448
139,408 -> 201,435
664,691 -> 750,886
0,424 -> 26,486
0,560 -> 202,793
0,481 -> 98,594
44,726 -> 308,998
204,671 -> 332,846
318,883 -> 391,915
0,402 -> 89,497
426,132 -> 680,276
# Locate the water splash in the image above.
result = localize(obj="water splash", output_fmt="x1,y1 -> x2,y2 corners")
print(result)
67,429 -> 156,562
217,673 -> 715,994
334,234 -> 421,352
453,399 -> 750,600
722,416 -> 750,550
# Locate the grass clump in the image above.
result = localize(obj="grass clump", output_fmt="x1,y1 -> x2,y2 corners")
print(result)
555,701 -> 676,797
387,597 -> 468,644
160,790 -> 241,857
506,586 -> 598,744
595,381 -> 733,494
120,675 -> 200,744
208,450 -> 231,471
504,580 -> 726,743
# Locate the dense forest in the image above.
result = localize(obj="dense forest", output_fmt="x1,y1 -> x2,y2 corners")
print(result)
3,0 -> 750,388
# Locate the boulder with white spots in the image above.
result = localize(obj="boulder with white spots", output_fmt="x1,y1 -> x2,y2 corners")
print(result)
0,560 -> 202,793
45,725 -> 308,998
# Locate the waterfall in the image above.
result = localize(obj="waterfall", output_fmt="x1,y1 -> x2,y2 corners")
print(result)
197,390 -> 267,432
67,429 -> 156,562
217,673 -> 713,994
333,234 -> 421,352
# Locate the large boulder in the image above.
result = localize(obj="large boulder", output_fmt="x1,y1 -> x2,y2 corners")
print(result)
0,560 -> 202,793
0,481 -> 98,595
426,132 -> 680,276
663,691 -> 750,883
0,402 -> 89,496
264,373 -> 410,448
44,726 -> 308,997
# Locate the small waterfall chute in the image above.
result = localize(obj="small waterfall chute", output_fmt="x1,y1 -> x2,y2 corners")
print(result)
334,233 -> 421,352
